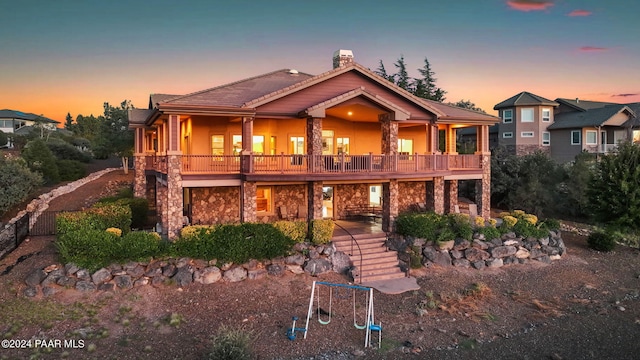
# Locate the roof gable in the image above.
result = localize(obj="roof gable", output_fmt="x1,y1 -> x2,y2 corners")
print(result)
548,104 -> 635,130
305,87 -> 411,121
555,98 -> 618,112
494,92 -> 559,110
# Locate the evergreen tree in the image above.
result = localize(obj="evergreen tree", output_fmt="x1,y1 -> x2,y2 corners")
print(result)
64,112 -> 75,131
93,100 -> 134,173
21,139 -> 60,185
449,99 -> 486,113
393,55 -> 410,91
416,57 -> 446,102
0,156 -> 43,215
374,60 -> 394,82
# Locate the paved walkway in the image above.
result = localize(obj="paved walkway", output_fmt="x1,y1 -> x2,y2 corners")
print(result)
362,276 -> 421,294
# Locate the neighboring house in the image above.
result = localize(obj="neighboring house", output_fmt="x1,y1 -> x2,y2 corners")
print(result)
490,92 -> 638,163
129,50 -> 500,239
0,109 -> 60,147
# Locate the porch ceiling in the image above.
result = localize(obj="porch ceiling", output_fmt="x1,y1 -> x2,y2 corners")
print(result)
325,102 -> 385,122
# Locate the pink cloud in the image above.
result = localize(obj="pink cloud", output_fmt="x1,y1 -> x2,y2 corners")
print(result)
568,9 -> 592,17
579,46 -> 608,52
612,93 -> 638,98
506,0 -> 554,12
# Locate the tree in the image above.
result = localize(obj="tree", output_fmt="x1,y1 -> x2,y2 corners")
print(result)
32,115 -> 52,140
64,112 -> 75,131
449,99 -> 486,114
94,100 -> 134,173
21,139 -> 60,185
374,60 -> 394,82
393,55 -> 410,91
416,57 -> 446,102
0,156 -> 43,216
0,130 -> 7,148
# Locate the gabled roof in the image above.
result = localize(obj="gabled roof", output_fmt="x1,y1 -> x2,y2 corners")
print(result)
547,104 -> 636,130
149,94 -> 181,109
129,109 -> 156,127
0,109 -> 60,124
305,87 -> 412,121
555,98 -> 617,112
493,92 -> 559,110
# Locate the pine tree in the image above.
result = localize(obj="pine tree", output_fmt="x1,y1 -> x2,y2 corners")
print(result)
393,55 -> 410,91
374,60 -> 394,82
416,57 -> 446,102
64,112 -> 74,131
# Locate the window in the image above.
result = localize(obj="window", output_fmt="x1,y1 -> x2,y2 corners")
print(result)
502,132 -> 513,138
585,130 -> 597,145
571,130 -> 581,145
521,131 -> 534,138
290,136 -> 305,154
252,135 -> 264,154
232,135 -> 242,155
542,108 -> 551,122
256,186 -> 272,213
397,138 -> 413,154
633,130 -> 640,144
322,130 -> 334,154
337,137 -> 350,154
270,136 -> 276,155
211,135 -> 224,155
521,108 -> 534,122
542,132 -> 550,146
0,120 -> 12,128
503,109 -> 513,123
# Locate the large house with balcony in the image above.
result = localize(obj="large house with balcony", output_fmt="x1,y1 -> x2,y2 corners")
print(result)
129,50 -> 500,239
492,91 -> 639,162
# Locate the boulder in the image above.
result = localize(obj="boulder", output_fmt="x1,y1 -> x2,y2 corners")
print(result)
491,246 -> 517,258
465,247 -> 490,262
134,277 -> 149,287
247,269 -> 267,280
453,259 -> 470,268
56,276 -> 76,287
471,260 -> 486,270
64,263 -> 79,276
286,265 -> 305,274
431,250 -> 452,267
91,268 -> 112,284
127,265 -> 145,278
194,267 -> 222,284
330,251 -> 352,274
42,286 -> 59,297
450,249 -> 464,259
266,264 -> 285,276
114,275 -> 133,289
172,266 -> 194,286
223,266 -> 247,282
515,247 -> 530,259
25,269 -> 47,286
76,269 -> 91,281
76,281 -> 96,292
162,264 -> 177,277
436,240 -> 455,251
23,287 -> 38,297
453,239 -> 470,251
472,239 -> 489,250
98,283 -> 115,291
304,258 -> 332,276
486,258 -> 503,268
285,254 -> 306,266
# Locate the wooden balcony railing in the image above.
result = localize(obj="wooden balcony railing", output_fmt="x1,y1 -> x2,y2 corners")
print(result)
143,153 -> 483,175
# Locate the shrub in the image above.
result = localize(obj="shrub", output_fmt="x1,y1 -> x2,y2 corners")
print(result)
445,213 -> 474,240
21,139 -> 60,184
310,219 -> 334,244
120,231 -> 167,261
207,326 -> 252,360
0,130 -> 7,147
57,203 -> 132,235
106,227 -> 122,237
0,156 -> 43,216
538,218 -> 561,231
273,220 -> 308,242
180,225 -> 216,240
46,138 -> 92,162
501,215 -> 518,228
477,225 -> 501,241
587,230 -> 616,252
409,246 -> 423,269
116,198 -> 149,229
396,212 -> 442,240
56,159 -> 87,181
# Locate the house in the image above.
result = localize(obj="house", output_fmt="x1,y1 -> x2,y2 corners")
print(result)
129,50 -> 500,239
0,110 -> 60,147
490,92 -> 639,162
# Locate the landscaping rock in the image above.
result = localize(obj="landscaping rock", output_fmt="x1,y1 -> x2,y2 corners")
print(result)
220,262 -> 234,271
308,249 -> 320,259
285,254 -> 306,266
436,240 -> 455,251
151,275 -> 167,287
515,247 -> 530,259
286,265 -> 305,274
472,239 -> 489,250
539,237 -> 550,246
330,251 -> 352,274
76,269 -> 91,281
76,281 -> 96,292
114,275 -> 133,289
25,269 -> 47,286
57,276 -> 76,287
24,287 -> 38,297
172,266 -> 194,286
486,258 -> 504,268
471,260 -> 486,270
145,267 -> 163,277
194,267 -> 222,284
98,283 -> 115,291
431,250 -> 452,267
42,286 -> 59,297
266,264 -> 285,276
91,268 -> 112,284
242,259 -> 259,270
247,269 -> 267,280
450,249 -> 464,259
323,244 -> 335,256
223,266 -> 247,282
293,242 -> 309,252
64,263 -> 79,275
134,277 -> 149,287
41,273 -> 62,287
536,255 -> 552,264
465,248 -> 490,262
491,246 -> 517,258
453,259 -> 470,268
453,239 -> 470,251
529,248 -> 545,259
304,258 -> 332,276
175,257 -> 191,268
127,265 -> 145,278
162,264 -> 177,277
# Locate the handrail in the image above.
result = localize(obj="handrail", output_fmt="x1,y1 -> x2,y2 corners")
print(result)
332,221 -> 364,284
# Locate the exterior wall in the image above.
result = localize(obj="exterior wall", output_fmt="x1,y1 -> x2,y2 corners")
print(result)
334,183 -> 371,219
241,182 -> 257,222
498,106 -> 553,155
445,180 -> 458,213
397,181 -> 426,213
191,187 -> 241,224
309,182 -> 323,219
156,179 -> 167,233
258,184 -> 307,222
549,129 -> 586,163
476,154 -> 491,219
322,117 -> 382,154
432,177 -> 445,214
166,155 -> 184,239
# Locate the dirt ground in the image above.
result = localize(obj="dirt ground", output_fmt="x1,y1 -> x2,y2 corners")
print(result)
1,169 -> 639,360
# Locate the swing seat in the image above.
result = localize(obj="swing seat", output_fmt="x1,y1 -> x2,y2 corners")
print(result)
369,323 -> 382,332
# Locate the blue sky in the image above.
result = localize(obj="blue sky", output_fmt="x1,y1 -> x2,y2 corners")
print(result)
1,0 -> 638,122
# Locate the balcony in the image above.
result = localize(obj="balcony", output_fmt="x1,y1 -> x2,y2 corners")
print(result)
144,153 -> 483,180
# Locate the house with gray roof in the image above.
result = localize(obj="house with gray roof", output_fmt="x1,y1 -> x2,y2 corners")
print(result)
0,109 -> 60,148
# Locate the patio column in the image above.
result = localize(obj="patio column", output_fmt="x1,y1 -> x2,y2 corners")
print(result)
165,114 -> 183,240
156,179 -> 167,235
426,123 -> 439,154
446,125 -> 457,154
380,114 -> 398,154
241,181 -> 257,222
475,125 -> 490,154
307,117 -> 323,171
382,179 -> 398,232
241,117 -> 254,173
445,180 -> 459,213
429,177 -> 445,214
133,129 -> 146,198
475,154 -> 491,219
308,181 -> 323,220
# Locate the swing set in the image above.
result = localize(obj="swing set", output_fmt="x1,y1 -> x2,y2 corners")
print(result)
286,281 -> 382,348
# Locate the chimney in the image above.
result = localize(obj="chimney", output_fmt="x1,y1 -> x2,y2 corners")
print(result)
576,98 -> 579,103
333,49 -> 354,69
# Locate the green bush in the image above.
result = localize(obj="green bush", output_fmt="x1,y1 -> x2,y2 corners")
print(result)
0,130 -> 7,147
116,198 -> 149,229
445,213 -> 474,240
57,203 -> 132,235
56,159 -> 87,181
0,156 -> 43,216
477,226 -> 501,241
46,138 -> 93,163
207,326 -> 252,360
310,219 -> 334,244
21,139 -> 60,184
273,220 -> 308,242
396,212 -> 442,240
587,230 -> 616,252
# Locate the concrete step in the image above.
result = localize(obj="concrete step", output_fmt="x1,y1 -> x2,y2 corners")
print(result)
333,238 -> 387,248
332,234 -> 387,243
355,271 -> 406,283
358,264 -> 402,276
334,240 -> 386,251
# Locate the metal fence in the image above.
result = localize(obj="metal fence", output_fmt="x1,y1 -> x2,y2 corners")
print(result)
0,213 -> 29,260
30,211 -> 64,236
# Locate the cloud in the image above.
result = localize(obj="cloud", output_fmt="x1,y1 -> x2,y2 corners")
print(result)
568,9 -> 592,17
579,46 -> 608,52
612,93 -> 638,98
506,0 -> 554,12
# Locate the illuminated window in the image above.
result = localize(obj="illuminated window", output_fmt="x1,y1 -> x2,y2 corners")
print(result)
337,137 -> 350,154
232,135 -> 242,155
322,130 -> 334,154
252,135 -> 265,154
503,109 -> 513,123
290,136 -> 304,154
270,136 -> 276,155
521,108 -> 534,122
211,135 -> 224,155
397,138 -> 413,154
542,108 -> 551,122
542,132 -> 550,145
256,186 -> 272,213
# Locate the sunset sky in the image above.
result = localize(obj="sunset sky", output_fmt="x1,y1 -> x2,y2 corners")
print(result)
1,0 -> 638,123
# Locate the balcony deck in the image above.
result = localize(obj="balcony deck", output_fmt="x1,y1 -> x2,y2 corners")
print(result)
144,153 -> 483,180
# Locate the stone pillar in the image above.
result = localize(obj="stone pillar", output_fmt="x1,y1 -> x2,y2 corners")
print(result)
166,155 -> 183,240
382,180 -> 398,232
308,181 -> 323,220
241,117 -> 254,173
241,181 -> 257,223
156,179 -> 167,235
444,180 -> 459,213
426,180 -> 434,211
133,155 -> 146,198
380,114 -> 398,154
475,154 -> 491,219
307,117 -> 323,171
476,125 -> 490,154
433,177 -> 445,214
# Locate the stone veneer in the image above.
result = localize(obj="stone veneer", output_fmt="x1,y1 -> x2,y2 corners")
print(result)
191,187 -> 240,224
257,185 -> 307,223
334,183 -> 371,219
445,180 -> 459,213
432,177 -> 445,214
166,155 -> 183,239
382,180 -> 398,232
476,154 -> 491,219
309,182 -> 323,219
242,182 -> 257,223
397,181 -> 427,213
133,155 -> 146,198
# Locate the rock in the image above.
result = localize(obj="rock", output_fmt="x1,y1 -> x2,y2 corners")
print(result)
503,256 -> 515,265
41,272 -> 62,287
323,244 -> 335,256
293,242 -> 309,252
550,254 -> 562,261
285,254 -> 306,266
162,264 -> 177,277
436,240 -> 455,251
501,232 -> 517,240
431,250 -> 452,267
536,255 -> 552,264
25,269 -> 47,286
330,251 -> 352,274
286,265 -> 305,274
247,269 -> 267,280
151,276 -> 167,287
471,260 -> 486,270
491,246 -> 517,258
42,286 -> 59,297
270,257 -> 285,265
98,283 -> 115,291
108,263 -> 123,272
223,266 -> 247,282
220,262 -> 234,271
123,261 -> 139,271
465,248 -> 490,262
76,269 -> 91,281
308,249 -> 320,259
515,247 -> 530,259
518,258 -> 529,265
144,267 -> 163,277
490,238 -> 503,246
127,265 -> 145,278
193,259 -> 208,268
266,264 -> 285,276
194,267 -> 222,284
175,257 -> 191,268
134,277 -> 149,287
472,239 -> 489,250
450,249 -> 464,259
76,281 -> 96,292
529,248 -> 545,259
539,237 -> 550,246
114,275 -> 133,289
422,245 -> 437,260
486,258 -> 503,268
453,239 -> 470,251
315,245 -> 325,254
64,263 -> 79,275
57,276 -> 76,287
172,266 -> 194,286
453,259 -> 470,268
503,239 -> 520,246
242,259 -> 259,270
304,258 -> 332,276
91,268 -> 112,284
23,287 -> 38,297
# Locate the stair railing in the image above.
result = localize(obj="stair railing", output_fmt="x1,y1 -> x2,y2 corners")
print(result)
332,221 -> 364,284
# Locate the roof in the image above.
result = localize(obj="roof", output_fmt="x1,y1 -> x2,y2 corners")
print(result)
0,109 -> 60,124
493,92 -> 559,110
129,109 -> 155,126
547,104 -> 636,130
555,98 -> 617,111
149,94 -> 181,109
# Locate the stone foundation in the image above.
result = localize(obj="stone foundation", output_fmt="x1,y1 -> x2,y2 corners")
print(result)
191,187 -> 241,224
258,185 -> 307,223
334,183 -> 371,219
398,181 -> 426,213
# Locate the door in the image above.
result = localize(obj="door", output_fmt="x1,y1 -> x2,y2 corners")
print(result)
322,186 -> 334,219
369,185 -> 382,206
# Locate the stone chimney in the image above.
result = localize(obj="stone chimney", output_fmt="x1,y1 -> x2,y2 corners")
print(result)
333,49 -> 354,69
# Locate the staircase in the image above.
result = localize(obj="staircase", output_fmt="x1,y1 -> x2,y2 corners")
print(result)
333,233 -> 406,283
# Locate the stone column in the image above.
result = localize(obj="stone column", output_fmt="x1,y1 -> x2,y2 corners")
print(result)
380,114 -> 398,154
134,155 -> 146,198
166,155 -> 183,240
475,154 -> 491,219
444,180 -> 459,213
433,177 -> 445,214
308,181 -> 323,220
446,126 -> 458,154
156,179 -> 167,235
241,181 -> 257,223
306,117 -> 323,171
382,180 -> 398,232
241,117 -> 254,173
